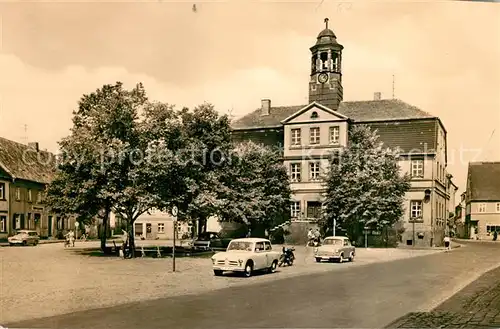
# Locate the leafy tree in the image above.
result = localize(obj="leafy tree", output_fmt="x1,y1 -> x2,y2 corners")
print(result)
322,125 -> 411,243
47,82 -> 157,254
218,141 -> 292,236
173,104 -> 232,235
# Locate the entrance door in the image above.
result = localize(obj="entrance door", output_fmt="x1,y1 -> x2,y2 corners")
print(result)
34,213 -> 41,234
307,201 -> 322,219
146,223 -> 152,239
48,216 -> 53,237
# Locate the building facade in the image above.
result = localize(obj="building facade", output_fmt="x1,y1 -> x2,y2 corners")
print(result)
0,138 -> 75,240
231,20 -> 455,247
465,162 -> 500,240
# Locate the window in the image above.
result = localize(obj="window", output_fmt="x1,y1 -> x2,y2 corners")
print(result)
410,201 -> 423,219
0,183 -> 4,200
15,188 -> 20,201
291,201 -> 301,218
310,111 -> 318,119
329,126 -> 340,144
411,160 -> 424,177
478,203 -> 486,213
27,189 -> 32,202
309,162 -> 321,181
158,223 -> 165,233
497,203 -> 500,213
264,241 -> 272,251
0,215 -> 6,232
290,163 -> 301,182
36,191 -> 43,203
291,129 -> 301,146
309,127 -> 320,145
255,242 -> 264,252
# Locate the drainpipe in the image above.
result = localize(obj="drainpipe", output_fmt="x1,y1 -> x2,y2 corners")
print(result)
431,159 -> 435,247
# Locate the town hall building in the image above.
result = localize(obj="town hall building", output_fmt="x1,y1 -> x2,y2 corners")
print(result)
231,19 -> 455,247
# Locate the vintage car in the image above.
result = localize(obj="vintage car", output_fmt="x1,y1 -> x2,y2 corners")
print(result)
314,236 -> 355,263
8,230 -> 40,246
211,238 -> 280,277
191,231 -> 232,251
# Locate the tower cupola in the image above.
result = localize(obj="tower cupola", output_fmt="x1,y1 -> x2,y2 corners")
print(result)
308,18 -> 344,110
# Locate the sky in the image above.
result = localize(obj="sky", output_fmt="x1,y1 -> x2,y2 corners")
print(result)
0,1 -> 498,199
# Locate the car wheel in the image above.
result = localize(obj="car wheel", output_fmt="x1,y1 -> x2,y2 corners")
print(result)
34,240 -> 38,246
244,262 -> 253,277
288,258 -> 294,266
338,254 -> 344,263
213,270 -> 223,276
22,240 -> 27,246
315,257 -> 321,263
9,243 -> 13,246
348,252 -> 354,262
269,260 -> 278,273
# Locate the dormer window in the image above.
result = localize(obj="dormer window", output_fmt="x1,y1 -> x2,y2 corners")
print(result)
310,111 -> 319,119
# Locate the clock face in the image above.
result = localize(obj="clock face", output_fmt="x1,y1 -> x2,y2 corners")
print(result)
318,73 -> 329,84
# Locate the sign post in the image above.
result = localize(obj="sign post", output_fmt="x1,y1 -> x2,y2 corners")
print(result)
75,221 -> 79,240
172,206 -> 178,272
333,218 -> 336,236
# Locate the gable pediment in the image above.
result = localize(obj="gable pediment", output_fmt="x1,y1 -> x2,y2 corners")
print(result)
280,102 -> 349,125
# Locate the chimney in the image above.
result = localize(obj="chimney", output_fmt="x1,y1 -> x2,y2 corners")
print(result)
261,99 -> 271,116
28,142 -> 39,152
373,92 -> 382,100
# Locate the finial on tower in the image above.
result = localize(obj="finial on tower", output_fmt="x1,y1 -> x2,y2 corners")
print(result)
324,17 -> 329,29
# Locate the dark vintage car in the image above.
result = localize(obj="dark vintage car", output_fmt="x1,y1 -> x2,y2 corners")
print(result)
192,231 -> 232,251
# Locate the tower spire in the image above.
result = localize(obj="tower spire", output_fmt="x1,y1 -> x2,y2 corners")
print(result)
324,17 -> 329,29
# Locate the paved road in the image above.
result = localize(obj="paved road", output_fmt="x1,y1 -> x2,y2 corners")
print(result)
387,259 -> 500,328
6,241 -> 500,329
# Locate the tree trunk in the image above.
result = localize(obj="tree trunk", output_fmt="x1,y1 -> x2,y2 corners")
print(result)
127,218 -> 136,258
198,216 -> 207,236
99,205 -> 111,253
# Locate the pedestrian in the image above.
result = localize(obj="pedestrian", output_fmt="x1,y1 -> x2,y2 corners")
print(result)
307,228 -> 315,246
68,230 -> 75,247
443,235 -> 451,251
493,230 -> 498,241
121,229 -> 128,259
314,228 -> 321,245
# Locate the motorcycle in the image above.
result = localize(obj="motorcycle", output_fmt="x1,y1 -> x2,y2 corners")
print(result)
307,237 -> 321,247
278,246 -> 295,267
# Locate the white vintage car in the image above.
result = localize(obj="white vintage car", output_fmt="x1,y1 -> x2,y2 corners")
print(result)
211,238 -> 281,277
314,236 -> 355,263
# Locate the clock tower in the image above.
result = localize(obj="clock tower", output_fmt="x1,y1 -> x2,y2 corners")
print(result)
308,18 -> 344,110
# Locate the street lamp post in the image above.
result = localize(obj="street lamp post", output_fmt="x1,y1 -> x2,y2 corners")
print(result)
75,221 -> 79,240
333,218 -> 336,236
172,206 -> 178,272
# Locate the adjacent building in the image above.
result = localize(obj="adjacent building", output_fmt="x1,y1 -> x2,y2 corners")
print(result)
0,137 -> 75,239
231,20 -> 455,247
464,162 -> 500,240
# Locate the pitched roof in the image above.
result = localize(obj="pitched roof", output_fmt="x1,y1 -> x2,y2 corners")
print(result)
467,162 -> 500,202
0,137 -> 56,184
231,99 -> 435,130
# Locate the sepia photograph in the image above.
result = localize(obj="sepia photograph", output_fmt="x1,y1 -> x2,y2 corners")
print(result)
0,0 -> 499,328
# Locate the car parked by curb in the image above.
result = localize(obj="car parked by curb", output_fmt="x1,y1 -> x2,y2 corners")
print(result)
314,236 -> 355,263
8,230 -> 40,246
211,238 -> 280,277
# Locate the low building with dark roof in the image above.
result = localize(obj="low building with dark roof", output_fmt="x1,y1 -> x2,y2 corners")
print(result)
230,19 -> 456,247
0,137 -> 74,239
464,162 -> 500,240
